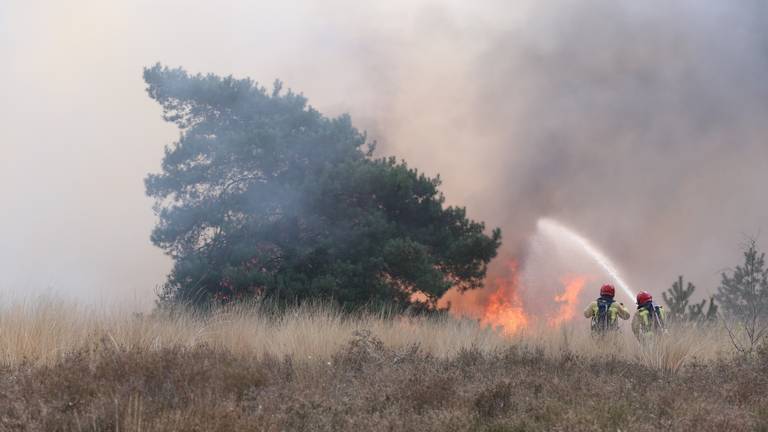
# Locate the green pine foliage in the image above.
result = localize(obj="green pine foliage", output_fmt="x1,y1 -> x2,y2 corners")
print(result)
688,296 -> 718,322
143,64 -> 502,309
663,276 -> 695,321
663,275 -> 718,323
716,239 -> 768,320
717,239 -> 768,354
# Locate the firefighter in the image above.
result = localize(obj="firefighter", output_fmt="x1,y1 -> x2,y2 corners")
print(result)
583,284 -> 630,334
631,291 -> 667,341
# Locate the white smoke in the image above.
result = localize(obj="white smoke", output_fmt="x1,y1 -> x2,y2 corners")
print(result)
2,0 -> 767,308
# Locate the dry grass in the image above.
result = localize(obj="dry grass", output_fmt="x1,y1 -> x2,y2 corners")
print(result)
0,297 -> 763,431
0,297 -> 733,369
520,322 -> 732,375
0,298 -> 512,367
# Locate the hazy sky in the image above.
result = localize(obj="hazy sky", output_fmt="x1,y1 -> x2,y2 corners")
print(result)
3,0 -> 767,308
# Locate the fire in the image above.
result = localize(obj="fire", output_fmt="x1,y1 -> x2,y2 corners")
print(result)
548,275 -> 588,327
480,286 -> 528,335
439,259 -> 529,336
438,257 -> 593,334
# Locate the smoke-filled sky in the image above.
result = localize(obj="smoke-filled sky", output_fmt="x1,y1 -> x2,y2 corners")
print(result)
3,0 -> 768,308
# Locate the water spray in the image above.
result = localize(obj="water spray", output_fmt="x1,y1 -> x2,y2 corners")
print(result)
537,218 -> 635,301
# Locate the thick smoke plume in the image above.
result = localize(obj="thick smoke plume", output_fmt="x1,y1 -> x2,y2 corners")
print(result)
3,0 -> 768,309
334,0 -> 768,302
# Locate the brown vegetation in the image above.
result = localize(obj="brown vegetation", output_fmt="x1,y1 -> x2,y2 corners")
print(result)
0,300 -> 765,431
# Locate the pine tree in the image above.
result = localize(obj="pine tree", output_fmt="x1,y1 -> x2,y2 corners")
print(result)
717,239 -> 768,355
688,296 -> 718,323
716,239 -> 768,319
663,276 -> 718,324
663,275 -> 695,321
142,64 -> 501,308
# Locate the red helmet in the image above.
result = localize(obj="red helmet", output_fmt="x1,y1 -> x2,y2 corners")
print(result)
636,291 -> 652,305
600,284 -> 615,297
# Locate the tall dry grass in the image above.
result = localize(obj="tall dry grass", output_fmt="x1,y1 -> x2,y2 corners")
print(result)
0,296 -> 736,372
0,298 -> 509,367
522,320 -> 733,374
1,297 -> 760,431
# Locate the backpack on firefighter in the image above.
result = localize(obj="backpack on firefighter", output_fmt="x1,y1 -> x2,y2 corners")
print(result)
584,284 -> 629,334
591,296 -> 619,333
636,303 -> 666,332
632,291 -> 667,341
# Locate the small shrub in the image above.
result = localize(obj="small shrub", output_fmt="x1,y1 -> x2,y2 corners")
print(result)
474,381 -> 514,419
332,329 -> 387,372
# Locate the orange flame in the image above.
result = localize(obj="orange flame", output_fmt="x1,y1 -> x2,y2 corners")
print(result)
479,261 -> 529,335
438,258 -> 595,334
439,259 -> 529,335
480,287 -> 528,335
548,275 -> 587,327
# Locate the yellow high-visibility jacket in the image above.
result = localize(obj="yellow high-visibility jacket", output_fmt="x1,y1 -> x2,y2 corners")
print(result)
583,299 -> 630,324
631,305 -> 667,339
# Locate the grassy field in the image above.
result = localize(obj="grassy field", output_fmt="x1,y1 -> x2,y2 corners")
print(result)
0,299 -> 765,431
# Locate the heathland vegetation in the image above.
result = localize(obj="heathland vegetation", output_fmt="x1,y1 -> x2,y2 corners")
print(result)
1,300 -> 767,431
3,66 -> 768,431
1,241 -> 767,430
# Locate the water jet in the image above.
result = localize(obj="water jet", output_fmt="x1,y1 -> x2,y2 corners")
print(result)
536,218 -> 635,301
